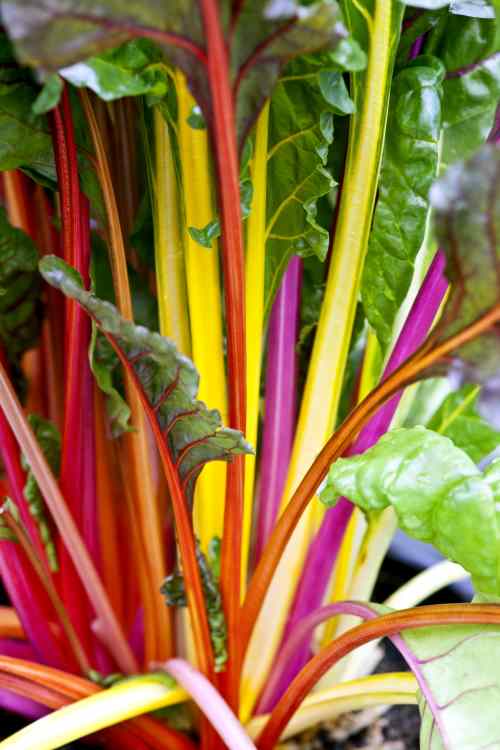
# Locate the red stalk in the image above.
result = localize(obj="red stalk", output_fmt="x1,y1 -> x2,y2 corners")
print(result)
200,0 -> 246,710
256,604 -> 500,749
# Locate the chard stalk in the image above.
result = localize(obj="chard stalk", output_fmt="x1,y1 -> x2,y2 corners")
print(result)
200,0 -> 246,708
81,91 -> 172,663
241,0 -> 403,719
175,73 -> 228,552
153,106 -> 191,354
244,102 -> 270,579
254,256 -> 301,564
262,252 -> 448,706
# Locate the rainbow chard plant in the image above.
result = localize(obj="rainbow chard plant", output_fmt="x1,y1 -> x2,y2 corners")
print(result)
0,0 -> 498,748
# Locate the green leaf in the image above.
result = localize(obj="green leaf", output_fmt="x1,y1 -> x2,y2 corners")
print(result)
22,415 -> 60,571
161,539 -> 227,671
438,15 -> 500,167
264,54 -> 339,314
186,104 -> 206,130
0,207 -> 42,382
90,330 -> 132,438
188,219 -> 221,250
60,39 -> 171,101
39,256 -> 252,503
401,621 -> 500,749
404,0 -> 495,14
429,144 -> 500,391
426,384 -> 500,462
361,57 -> 445,352
321,426 -> 500,596
32,73 -> 63,115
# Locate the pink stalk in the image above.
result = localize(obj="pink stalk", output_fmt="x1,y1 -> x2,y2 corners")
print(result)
258,251 -> 448,711
254,257 -> 302,562
164,659 -> 256,750
0,688 -> 46,722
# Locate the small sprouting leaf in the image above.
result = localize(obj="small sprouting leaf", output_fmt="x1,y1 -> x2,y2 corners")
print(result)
60,39 -> 170,102
0,498 -> 20,542
426,384 -> 500,463
187,105 -> 206,130
188,219 -> 221,250
321,426 -> 500,597
428,144 -> 500,393
39,256 -> 252,503
32,73 -> 63,114
161,539 -> 227,671
361,57 -> 445,352
22,415 -> 60,571
0,207 -> 42,382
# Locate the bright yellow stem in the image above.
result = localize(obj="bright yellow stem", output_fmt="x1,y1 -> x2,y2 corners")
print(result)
153,108 -> 192,354
175,72 -> 227,550
241,1 -> 400,720
242,102 -> 270,593
0,677 -> 187,750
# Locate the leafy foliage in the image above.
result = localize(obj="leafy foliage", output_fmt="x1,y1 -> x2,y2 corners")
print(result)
161,537 -> 227,671
321,426 -> 500,596
361,57 -> 444,352
0,207 -> 42,383
429,144 -> 500,385
39,255 -> 252,503
22,415 -> 60,571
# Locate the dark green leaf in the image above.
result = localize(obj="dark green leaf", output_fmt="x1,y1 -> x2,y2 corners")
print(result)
426,384 -> 500,462
318,70 -> 355,114
39,256 -> 252,503
161,539 -> 227,671
361,57 -> 444,352
0,207 -> 42,374
32,73 -> 63,114
186,104 -> 206,130
429,144 -> 500,392
60,39 -> 171,101
22,414 -> 60,571
321,426 -> 500,596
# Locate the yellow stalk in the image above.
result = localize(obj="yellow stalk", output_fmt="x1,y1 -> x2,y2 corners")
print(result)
241,1 -> 399,720
0,677 -> 187,750
175,72 -> 227,551
242,102 -> 270,592
245,673 -> 417,742
80,92 -> 171,663
153,108 -> 191,353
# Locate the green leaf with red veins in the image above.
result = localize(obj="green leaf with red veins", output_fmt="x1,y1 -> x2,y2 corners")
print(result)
39,255 -> 253,505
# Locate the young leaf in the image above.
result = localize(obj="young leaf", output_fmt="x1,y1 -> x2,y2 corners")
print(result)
161,539 -> 227,671
429,143 -> 500,389
425,384 -> 500,462
32,73 -> 63,115
39,256 -> 252,503
22,414 -> 60,571
321,426 -> 500,596
60,39 -> 171,101
361,57 -> 445,352
0,206 -> 42,378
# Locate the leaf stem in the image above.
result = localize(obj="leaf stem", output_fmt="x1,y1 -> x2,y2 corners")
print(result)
200,0 -> 246,709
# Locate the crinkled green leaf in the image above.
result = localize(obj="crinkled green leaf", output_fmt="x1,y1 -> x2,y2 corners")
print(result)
426,384 -> 500,462
188,219 -> 221,250
437,14 -> 500,167
429,144 -> 500,392
22,414 -> 60,571
39,256 -> 252,503
32,73 -> 63,115
90,330 -> 132,438
161,538 -> 227,671
0,498 -> 20,542
60,39 -> 170,101
0,207 -> 42,378
321,425 -> 500,596
361,57 -> 444,352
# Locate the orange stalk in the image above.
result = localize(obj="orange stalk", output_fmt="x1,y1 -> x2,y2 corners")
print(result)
0,608 -> 23,640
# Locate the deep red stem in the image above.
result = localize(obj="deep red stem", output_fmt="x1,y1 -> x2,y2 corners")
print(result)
199,0 -> 246,711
